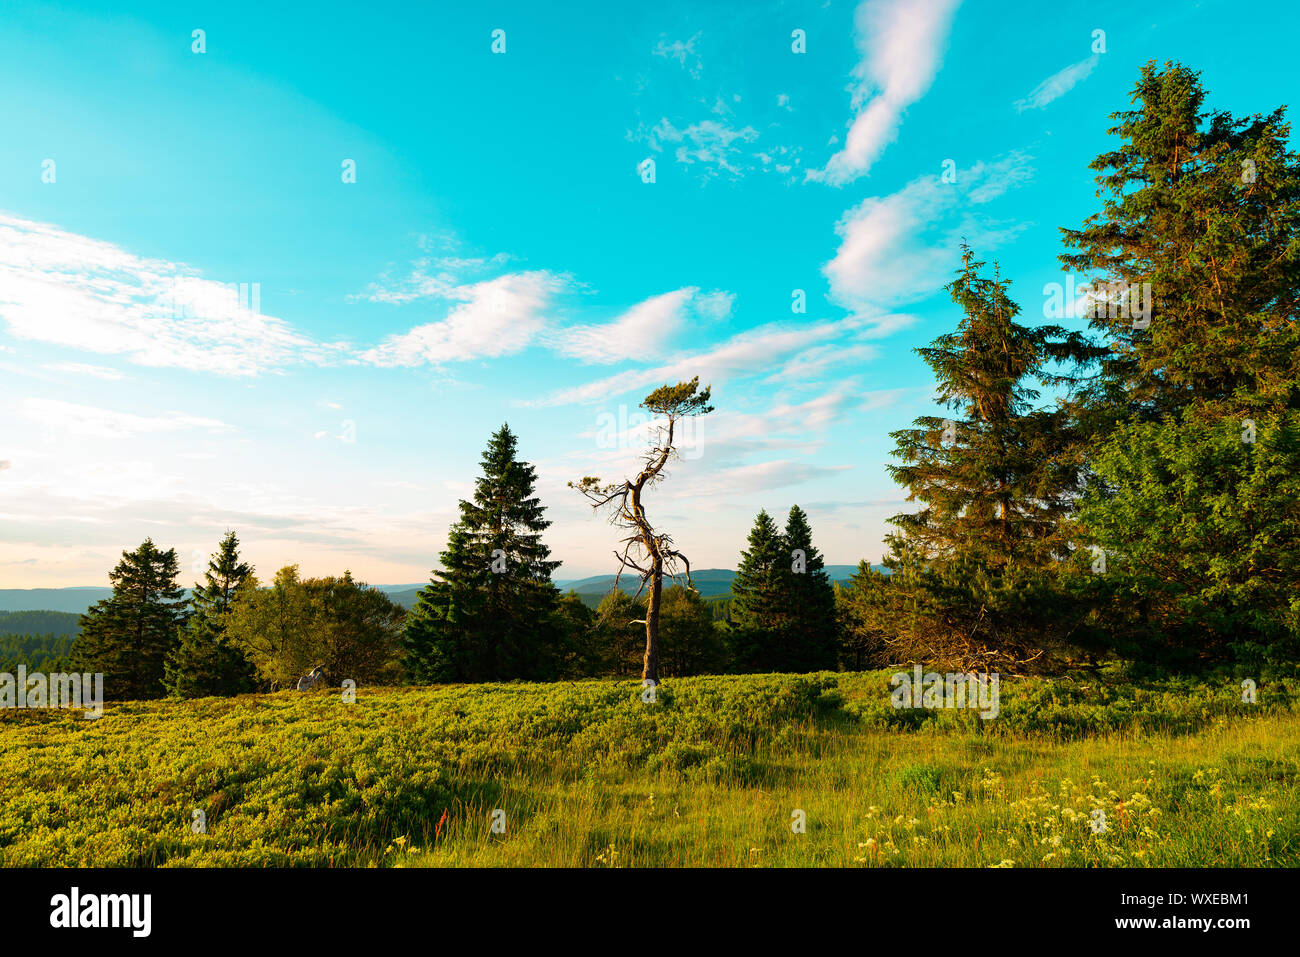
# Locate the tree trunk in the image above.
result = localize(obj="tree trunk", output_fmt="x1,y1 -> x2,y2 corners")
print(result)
643,563 -> 663,683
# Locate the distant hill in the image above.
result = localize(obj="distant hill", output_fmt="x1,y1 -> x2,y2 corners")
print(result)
558,565 -> 880,607
0,609 -> 83,637
0,588 -> 113,615
0,568 -> 883,616
0,584 -> 426,616
382,588 -> 424,610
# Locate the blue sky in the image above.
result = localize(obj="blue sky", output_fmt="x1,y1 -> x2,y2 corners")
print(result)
1,0 -> 1296,587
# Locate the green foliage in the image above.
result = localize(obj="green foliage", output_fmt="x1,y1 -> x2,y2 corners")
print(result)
588,590 -> 646,675
1064,61 -> 1300,665
782,506 -> 839,671
163,531 -> 257,699
1061,60 -> 1300,424
585,586 -> 727,677
0,611 -> 80,638
74,538 -> 187,700
877,247 -> 1097,667
2,669 -> 1293,867
836,561 -> 893,670
730,507 -> 840,672
658,586 -> 730,677
552,589 -> 599,677
404,425 -> 564,683
0,634 -> 75,673
226,566 -> 404,689
729,510 -> 789,669
1075,411 -> 1300,665
640,376 -> 714,418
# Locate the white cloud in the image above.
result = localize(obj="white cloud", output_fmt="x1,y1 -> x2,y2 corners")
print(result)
764,343 -> 880,384
354,251 -> 512,304
824,152 -> 1034,313
556,287 -> 697,364
649,118 -> 760,177
361,271 -> 568,367
809,0 -> 962,186
533,317 -> 859,407
19,398 -> 236,439
694,290 -> 734,321
653,32 -> 703,78
40,362 -> 127,381
1014,54 -> 1099,112
0,212 -> 344,375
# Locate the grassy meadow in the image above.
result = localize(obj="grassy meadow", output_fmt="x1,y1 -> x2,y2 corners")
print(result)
1,669 -> 1296,867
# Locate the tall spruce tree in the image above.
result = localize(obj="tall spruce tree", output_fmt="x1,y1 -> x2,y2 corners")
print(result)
163,531 -> 256,698
782,506 -> 839,671
729,510 -> 795,671
1061,60 -> 1300,426
75,538 -> 188,699
882,245 -> 1097,667
1063,61 -> 1300,663
403,424 -> 563,682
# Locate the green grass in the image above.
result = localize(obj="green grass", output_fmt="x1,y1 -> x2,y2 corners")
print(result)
1,670 -> 1295,867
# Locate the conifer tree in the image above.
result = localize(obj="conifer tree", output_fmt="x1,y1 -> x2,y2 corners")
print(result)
782,506 -> 839,671
404,424 -> 563,682
75,538 -> 188,699
1063,61 -> 1300,663
1061,60 -> 1300,426
882,245 -> 1097,666
163,531 -> 256,698
729,509 -> 795,671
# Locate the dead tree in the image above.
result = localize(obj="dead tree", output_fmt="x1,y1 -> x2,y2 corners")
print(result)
570,378 -> 714,683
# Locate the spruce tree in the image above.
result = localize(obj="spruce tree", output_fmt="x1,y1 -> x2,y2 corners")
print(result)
1061,60 -> 1300,426
883,245 -> 1097,667
75,538 -> 188,700
729,509 -> 795,671
1064,61 -> 1300,663
403,424 -> 563,682
163,531 -> 256,698
782,506 -> 839,671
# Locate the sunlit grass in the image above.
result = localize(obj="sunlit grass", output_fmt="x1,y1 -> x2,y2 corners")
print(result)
1,669 -> 1294,867
401,711 -> 1299,868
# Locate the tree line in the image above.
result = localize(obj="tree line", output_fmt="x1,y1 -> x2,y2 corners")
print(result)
64,421 -> 844,697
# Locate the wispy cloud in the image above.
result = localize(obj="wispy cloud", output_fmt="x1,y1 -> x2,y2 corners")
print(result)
353,250 -> 513,304
360,271 -> 569,367
0,213 -> 345,376
40,362 -> 128,381
532,316 -> 866,407
1014,54 -> 1099,112
19,398 -> 236,439
645,117 -> 761,178
809,0 -> 962,186
824,152 -> 1034,314
653,32 -> 703,79
555,287 -> 699,364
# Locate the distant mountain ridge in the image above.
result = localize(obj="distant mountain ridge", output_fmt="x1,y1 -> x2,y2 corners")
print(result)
554,565 -> 876,600
0,566 -> 883,615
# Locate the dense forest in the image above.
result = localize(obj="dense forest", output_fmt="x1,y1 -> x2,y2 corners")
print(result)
15,60 -> 1300,697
